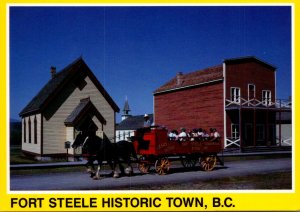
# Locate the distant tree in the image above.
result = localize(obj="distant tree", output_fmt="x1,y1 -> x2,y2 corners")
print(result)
10,122 -> 22,145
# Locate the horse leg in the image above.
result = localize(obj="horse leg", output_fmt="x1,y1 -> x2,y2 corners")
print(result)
93,160 -> 102,180
127,158 -> 133,176
124,157 -> 133,176
119,161 -> 125,176
108,160 -> 119,178
86,158 -> 95,175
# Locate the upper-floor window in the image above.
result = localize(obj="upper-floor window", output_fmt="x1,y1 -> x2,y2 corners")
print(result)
248,84 -> 256,100
262,90 -> 272,106
231,87 -> 241,103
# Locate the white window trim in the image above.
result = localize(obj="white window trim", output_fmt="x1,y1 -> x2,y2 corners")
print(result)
231,87 -> 241,103
248,83 -> 256,101
262,90 -> 272,106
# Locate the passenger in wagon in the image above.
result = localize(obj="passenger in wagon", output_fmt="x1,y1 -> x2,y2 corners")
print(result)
209,128 -> 214,137
178,128 -> 188,141
202,129 -> 210,141
210,128 -> 221,142
197,128 -> 204,141
190,129 -> 198,141
197,128 -> 204,138
168,130 -> 178,141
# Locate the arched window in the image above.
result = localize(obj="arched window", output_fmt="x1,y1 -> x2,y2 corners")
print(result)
28,117 -> 31,143
34,116 -> 37,144
23,119 -> 26,143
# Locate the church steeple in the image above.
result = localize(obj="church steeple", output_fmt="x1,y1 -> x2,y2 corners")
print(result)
122,96 -> 131,121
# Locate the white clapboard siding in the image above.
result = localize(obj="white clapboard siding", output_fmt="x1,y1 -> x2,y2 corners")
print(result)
43,76 -> 115,154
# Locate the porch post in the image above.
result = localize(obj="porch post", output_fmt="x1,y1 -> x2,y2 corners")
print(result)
266,109 -> 269,146
239,106 -> 242,151
253,109 -> 256,147
279,100 -> 282,147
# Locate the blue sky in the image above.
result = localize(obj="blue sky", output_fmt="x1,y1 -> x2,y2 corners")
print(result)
9,6 -> 292,122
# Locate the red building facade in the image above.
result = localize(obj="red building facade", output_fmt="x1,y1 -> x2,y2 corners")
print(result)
154,56 -> 290,150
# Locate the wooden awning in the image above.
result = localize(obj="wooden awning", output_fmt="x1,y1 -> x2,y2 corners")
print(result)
64,98 -> 106,127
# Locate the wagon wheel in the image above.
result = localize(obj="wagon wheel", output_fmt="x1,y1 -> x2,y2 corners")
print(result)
181,156 -> 197,168
138,162 -> 151,174
199,155 -> 217,171
155,157 -> 170,175
137,156 -> 150,174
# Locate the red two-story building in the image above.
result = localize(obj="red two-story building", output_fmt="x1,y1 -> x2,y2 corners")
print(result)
154,56 -> 291,151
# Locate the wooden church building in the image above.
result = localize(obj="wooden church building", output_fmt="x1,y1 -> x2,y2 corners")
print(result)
19,58 -> 119,159
154,56 -> 291,151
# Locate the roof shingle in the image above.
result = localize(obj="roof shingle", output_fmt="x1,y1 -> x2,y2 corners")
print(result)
154,65 -> 223,94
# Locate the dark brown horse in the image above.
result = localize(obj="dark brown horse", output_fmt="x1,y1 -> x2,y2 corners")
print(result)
72,133 -> 137,179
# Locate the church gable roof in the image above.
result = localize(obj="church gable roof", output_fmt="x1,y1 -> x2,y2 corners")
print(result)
19,57 -> 119,117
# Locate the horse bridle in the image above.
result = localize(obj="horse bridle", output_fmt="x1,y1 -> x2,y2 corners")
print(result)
81,136 -> 89,148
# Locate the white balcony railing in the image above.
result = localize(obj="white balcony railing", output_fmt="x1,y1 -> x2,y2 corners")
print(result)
225,137 -> 240,148
226,98 -> 291,109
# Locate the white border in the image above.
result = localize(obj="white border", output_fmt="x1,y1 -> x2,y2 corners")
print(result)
291,3 -> 295,192
7,3 -> 295,195
223,62 -> 227,149
6,2 -> 10,194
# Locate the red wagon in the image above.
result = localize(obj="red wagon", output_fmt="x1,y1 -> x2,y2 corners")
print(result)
131,126 -> 224,175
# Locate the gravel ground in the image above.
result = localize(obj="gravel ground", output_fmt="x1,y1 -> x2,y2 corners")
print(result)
121,171 -> 292,190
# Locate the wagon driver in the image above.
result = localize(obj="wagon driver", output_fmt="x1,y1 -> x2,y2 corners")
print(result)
137,114 -> 152,141
143,114 -> 151,128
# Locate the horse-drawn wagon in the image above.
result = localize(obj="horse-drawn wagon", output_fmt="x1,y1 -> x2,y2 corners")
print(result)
131,126 -> 223,175
72,126 -> 223,179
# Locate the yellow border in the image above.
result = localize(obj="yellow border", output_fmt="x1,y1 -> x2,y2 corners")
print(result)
1,1 -> 298,211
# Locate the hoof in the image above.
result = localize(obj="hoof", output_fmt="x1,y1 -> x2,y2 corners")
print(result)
90,172 -> 96,178
92,176 -> 101,180
125,167 -> 133,176
113,172 -> 119,178
86,168 -> 92,173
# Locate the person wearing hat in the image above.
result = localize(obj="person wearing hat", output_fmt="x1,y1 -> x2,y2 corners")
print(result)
143,114 -> 151,128
136,114 -> 152,143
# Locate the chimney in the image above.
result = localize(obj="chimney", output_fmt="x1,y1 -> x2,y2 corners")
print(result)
50,66 -> 56,78
176,72 -> 183,86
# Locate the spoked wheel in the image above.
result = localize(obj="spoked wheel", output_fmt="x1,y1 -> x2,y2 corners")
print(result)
199,155 -> 217,171
137,156 -> 151,174
138,162 -> 151,174
155,157 -> 170,175
181,156 -> 197,168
